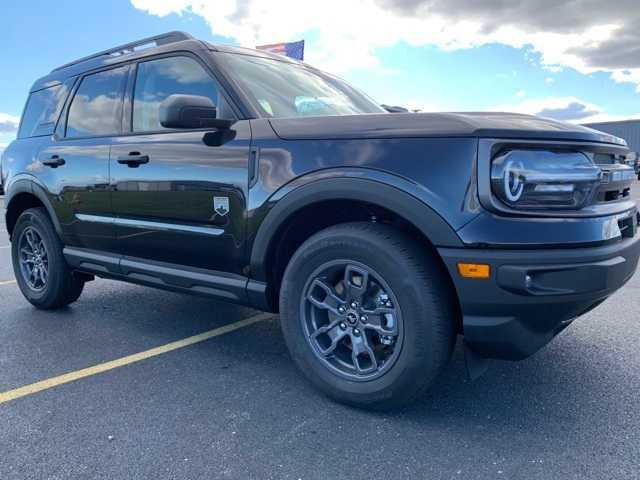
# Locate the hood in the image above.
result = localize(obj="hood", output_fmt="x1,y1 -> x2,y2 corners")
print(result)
268,112 -> 627,145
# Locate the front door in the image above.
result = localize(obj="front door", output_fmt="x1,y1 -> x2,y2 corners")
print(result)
110,55 -> 250,274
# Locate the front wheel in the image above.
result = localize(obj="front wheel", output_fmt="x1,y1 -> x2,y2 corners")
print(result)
279,222 -> 457,410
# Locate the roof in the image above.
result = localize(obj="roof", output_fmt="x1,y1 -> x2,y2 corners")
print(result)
30,31 -> 301,93
50,31 -> 195,73
31,31 -> 210,92
583,119 -> 640,152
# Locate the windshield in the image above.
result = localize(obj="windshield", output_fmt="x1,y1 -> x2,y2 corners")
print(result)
217,52 -> 385,118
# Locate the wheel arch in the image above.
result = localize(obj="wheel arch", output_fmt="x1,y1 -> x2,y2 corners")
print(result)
249,171 -> 464,314
5,178 -> 62,239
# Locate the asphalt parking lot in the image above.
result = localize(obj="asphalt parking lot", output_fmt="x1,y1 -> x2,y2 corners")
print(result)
1,184 -> 639,480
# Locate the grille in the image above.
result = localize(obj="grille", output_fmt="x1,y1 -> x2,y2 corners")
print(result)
595,164 -> 635,205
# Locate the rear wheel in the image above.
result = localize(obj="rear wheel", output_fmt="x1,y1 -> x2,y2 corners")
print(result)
11,208 -> 85,309
279,222 -> 456,410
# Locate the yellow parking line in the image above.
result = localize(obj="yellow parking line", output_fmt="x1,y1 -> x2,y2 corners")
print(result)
0,280 -> 16,286
0,312 -> 273,405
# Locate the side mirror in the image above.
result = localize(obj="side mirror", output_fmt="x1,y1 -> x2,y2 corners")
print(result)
159,94 -> 233,130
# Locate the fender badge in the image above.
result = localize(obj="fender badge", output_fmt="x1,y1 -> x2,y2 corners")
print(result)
214,197 -> 230,216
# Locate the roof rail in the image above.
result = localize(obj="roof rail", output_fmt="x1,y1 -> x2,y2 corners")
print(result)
51,31 -> 194,72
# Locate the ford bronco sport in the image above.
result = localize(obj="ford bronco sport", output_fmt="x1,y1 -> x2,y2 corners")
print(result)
2,32 -> 639,409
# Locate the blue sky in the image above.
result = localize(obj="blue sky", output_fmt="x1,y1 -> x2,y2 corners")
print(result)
2,0 -> 639,150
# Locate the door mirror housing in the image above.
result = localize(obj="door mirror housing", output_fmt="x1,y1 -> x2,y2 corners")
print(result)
159,94 -> 233,130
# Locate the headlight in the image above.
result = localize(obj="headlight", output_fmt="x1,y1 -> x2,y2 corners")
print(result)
491,150 -> 602,210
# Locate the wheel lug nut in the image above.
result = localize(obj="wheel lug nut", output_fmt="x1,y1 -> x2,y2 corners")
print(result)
338,306 -> 346,314
339,322 -> 347,330
381,335 -> 394,345
360,315 -> 367,323
350,301 -> 358,309
353,328 -> 361,336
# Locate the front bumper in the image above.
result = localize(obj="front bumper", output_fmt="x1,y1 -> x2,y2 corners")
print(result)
438,230 -> 640,360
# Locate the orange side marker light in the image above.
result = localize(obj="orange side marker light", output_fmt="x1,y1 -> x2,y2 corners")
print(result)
457,263 -> 491,279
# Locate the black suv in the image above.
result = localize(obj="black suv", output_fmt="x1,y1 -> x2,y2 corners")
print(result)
2,32 -> 639,409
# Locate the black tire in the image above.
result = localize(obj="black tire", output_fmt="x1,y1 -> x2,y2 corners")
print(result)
11,207 -> 85,309
279,222 -> 457,410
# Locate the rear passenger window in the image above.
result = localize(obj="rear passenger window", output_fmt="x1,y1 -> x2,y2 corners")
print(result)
66,66 -> 127,138
132,56 -> 232,132
18,80 -> 73,138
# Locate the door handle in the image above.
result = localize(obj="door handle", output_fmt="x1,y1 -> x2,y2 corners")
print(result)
42,155 -> 65,168
117,152 -> 149,168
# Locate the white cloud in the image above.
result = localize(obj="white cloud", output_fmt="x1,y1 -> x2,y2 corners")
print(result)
490,97 -> 600,122
611,69 -> 640,93
0,113 -> 20,134
579,112 -> 640,124
131,0 -> 640,92
515,90 -> 526,98
544,77 -> 555,84
490,96 -> 640,124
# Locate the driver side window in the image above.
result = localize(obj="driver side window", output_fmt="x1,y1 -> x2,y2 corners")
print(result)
132,56 -> 232,132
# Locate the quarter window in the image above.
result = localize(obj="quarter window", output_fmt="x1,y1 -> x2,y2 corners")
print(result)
18,79 -> 74,139
132,56 -> 231,132
66,66 -> 127,138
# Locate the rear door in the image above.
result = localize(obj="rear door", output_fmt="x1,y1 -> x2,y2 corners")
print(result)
37,65 -> 128,253
109,54 -> 250,274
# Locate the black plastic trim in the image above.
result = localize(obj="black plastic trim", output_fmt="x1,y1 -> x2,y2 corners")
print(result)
249,176 -> 463,280
64,247 -> 121,275
246,279 -> 271,311
248,146 -> 260,188
4,178 -> 63,237
63,247 -> 252,305
438,233 -> 640,360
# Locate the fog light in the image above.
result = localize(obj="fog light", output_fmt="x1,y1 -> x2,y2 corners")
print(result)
457,263 -> 491,279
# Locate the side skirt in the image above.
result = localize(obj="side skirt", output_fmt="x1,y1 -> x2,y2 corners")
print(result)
63,247 -> 271,308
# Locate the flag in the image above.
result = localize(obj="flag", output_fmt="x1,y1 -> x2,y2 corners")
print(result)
256,40 -> 305,60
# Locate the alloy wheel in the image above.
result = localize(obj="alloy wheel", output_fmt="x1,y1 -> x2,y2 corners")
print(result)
18,226 -> 49,291
300,260 -> 404,381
